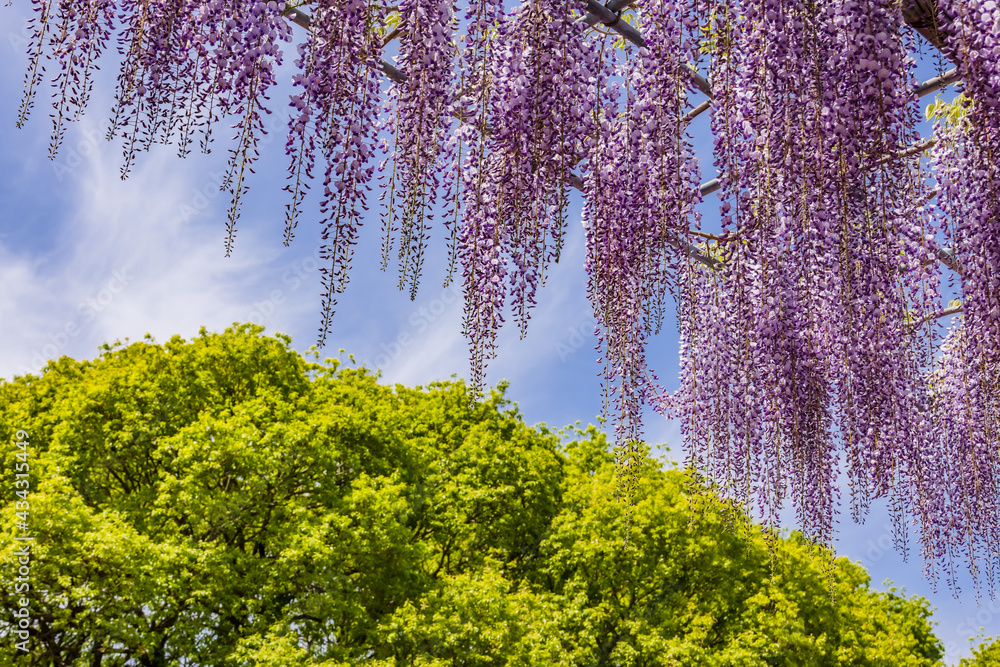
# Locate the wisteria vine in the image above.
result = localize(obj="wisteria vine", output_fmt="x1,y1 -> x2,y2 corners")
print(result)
680,0 -> 942,548
584,0 -> 703,503
459,0 -> 598,391
282,0 -> 382,344
12,0 -> 1000,586
381,0 -> 457,298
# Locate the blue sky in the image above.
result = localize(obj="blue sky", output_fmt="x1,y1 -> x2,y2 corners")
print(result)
1,4 -> 998,662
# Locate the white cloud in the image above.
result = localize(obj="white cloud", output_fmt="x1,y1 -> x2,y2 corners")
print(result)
0,114 -> 294,378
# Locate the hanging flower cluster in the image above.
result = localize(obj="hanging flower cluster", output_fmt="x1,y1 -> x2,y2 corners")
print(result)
32,0 -> 116,158
435,0 -> 505,289
282,0 -> 383,344
823,0 -> 942,531
937,0 -> 1000,110
920,324 -> 998,587
936,0 -> 1000,370
382,0 -> 458,298
925,322 -> 1000,588
583,0 -> 703,493
13,0 -> 1000,584
928,100 -> 1000,587
917,0 -> 1000,586
678,0 -> 941,545
458,0 -> 598,390
21,0 -> 291,241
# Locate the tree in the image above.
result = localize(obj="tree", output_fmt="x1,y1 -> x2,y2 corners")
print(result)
1,326 -> 945,665
10,0 -> 1000,584
959,637 -> 1000,667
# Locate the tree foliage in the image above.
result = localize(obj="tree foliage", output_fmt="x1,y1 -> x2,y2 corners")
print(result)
1,326 -> 944,665
958,636 -> 1000,667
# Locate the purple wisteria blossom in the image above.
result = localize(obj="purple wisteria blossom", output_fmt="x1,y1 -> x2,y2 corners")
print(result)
680,0 -> 940,547
583,0 -> 703,498
459,0 -> 598,393
283,0 -> 382,344
929,93 -> 1000,589
383,0 -> 458,298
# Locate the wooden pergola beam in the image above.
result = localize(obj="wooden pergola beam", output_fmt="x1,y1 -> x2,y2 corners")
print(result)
902,0 -> 949,55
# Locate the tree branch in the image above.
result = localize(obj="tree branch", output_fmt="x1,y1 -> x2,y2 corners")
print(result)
883,136 -> 938,163
915,68 -> 961,97
281,6 -> 406,84
910,303 -> 963,332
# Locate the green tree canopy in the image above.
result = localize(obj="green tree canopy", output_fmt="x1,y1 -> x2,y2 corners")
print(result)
1,325 -> 944,665
958,637 -> 1000,667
